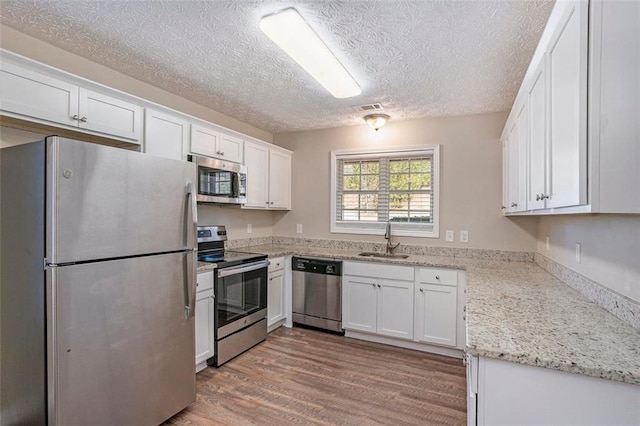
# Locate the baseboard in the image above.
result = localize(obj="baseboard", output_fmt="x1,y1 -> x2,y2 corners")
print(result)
344,330 -> 463,359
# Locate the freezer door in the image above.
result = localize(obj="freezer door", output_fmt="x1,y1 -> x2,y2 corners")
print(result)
47,137 -> 197,264
48,252 -> 196,426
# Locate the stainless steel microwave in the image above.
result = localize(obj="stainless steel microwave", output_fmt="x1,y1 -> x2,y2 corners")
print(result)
188,154 -> 247,204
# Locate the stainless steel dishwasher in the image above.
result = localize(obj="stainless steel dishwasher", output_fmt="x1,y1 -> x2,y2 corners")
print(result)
291,257 -> 343,333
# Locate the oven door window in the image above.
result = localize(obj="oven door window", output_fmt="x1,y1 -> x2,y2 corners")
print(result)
198,166 -> 237,197
216,267 -> 267,328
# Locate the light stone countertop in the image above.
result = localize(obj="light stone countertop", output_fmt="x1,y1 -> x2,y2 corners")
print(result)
198,244 -> 640,386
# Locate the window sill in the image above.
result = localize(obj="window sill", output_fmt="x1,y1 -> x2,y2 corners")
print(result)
330,225 -> 439,239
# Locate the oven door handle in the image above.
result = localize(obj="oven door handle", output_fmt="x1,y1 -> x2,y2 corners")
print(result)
218,260 -> 269,278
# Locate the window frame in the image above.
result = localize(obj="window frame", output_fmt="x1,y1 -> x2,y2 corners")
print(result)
330,145 -> 440,238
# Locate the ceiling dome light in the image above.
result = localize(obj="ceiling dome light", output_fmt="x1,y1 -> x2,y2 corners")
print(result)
364,114 -> 390,131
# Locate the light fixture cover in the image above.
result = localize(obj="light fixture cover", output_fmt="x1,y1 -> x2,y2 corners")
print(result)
260,8 -> 361,99
364,114 -> 390,131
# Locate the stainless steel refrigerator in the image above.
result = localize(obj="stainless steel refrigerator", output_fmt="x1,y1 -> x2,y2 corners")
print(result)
1,136 -> 198,425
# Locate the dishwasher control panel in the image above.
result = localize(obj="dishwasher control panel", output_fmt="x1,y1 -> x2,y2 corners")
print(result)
292,257 -> 342,276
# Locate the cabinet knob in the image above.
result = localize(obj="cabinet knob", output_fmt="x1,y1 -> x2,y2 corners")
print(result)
541,194 -> 549,200
270,201 -> 274,205
435,275 -> 440,280
265,201 -> 269,204
71,114 -> 79,121
377,284 -> 381,288
220,152 -> 225,156
510,202 -> 518,207
501,206 -> 506,210
419,288 -> 424,293
371,283 -> 376,288
536,194 -> 541,201
80,116 -> 87,122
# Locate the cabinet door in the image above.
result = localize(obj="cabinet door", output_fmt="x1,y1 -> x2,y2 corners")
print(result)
377,279 -> 414,340
195,290 -> 214,366
0,62 -> 79,127
243,141 -> 269,208
190,124 -> 219,158
415,283 -> 457,347
502,138 -> 509,214
267,269 -> 285,327
506,123 -> 520,213
546,0 -> 588,208
342,276 -> 377,333
527,58 -> 548,211
269,150 -> 292,209
78,88 -> 142,142
218,133 -> 243,164
144,109 -> 189,161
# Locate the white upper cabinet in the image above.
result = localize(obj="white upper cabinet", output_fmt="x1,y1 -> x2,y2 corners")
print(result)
0,61 -> 142,142
244,141 -> 270,208
268,149 -> 292,209
546,0 -> 588,209
190,124 -> 243,163
218,133 -> 243,164
243,140 -> 292,210
505,102 -> 528,213
527,57 -> 548,211
0,61 -> 79,127
78,88 -> 142,141
144,109 -> 190,161
588,0 -> 640,213
502,0 -> 640,215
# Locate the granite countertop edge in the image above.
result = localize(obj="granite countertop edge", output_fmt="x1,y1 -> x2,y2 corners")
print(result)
197,243 -> 640,386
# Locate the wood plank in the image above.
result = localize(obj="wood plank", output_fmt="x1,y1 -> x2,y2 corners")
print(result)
165,327 -> 466,425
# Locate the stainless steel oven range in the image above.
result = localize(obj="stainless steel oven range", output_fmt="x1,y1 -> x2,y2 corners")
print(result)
197,225 -> 268,366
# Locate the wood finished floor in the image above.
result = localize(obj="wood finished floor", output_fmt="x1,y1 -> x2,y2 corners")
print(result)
165,326 -> 467,426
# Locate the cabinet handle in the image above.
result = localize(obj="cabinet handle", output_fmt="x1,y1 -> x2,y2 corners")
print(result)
510,202 -> 518,207
80,116 -> 87,122
71,114 -> 79,121
435,275 -> 440,280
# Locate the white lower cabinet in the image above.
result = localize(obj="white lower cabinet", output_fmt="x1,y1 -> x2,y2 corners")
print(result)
343,262 -> 415,341
467,355 -> 640,426
195,271 -> 214,373
267,257 -> 286,330
343,262 -> 464,352
414,267 -> 459,347
415,283 -> 457,347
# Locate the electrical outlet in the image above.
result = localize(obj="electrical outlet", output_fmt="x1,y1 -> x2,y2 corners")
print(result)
445,230 -> 454,242
296,224 -> 303,234
546,236 -> 550,251
460,230 -> 469,243
575,243 -> 581,263
247,223 -> 252,234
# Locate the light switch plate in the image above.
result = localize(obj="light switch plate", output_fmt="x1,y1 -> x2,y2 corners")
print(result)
460,230 -> 469,243
247,223 -> 252,234
296,224 -> 303,234
445,230 -> 454,242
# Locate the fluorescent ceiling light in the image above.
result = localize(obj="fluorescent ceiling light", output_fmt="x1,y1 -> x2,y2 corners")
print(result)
260,8 -> 361,99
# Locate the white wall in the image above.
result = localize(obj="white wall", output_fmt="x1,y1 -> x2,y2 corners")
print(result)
537,215 -> 640,303
273,112 -> 537,251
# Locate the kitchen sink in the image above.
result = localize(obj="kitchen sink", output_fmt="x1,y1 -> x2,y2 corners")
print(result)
358,252 -> 409,259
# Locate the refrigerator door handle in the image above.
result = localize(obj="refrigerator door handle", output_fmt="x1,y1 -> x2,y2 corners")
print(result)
184,182 -> 197,249
183,251 -> 196,319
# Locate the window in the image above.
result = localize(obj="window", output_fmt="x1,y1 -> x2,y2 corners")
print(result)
331,146 -> 440,237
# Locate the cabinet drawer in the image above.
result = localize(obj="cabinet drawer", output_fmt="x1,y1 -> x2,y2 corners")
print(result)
344,261 -> 414,281
268,256 -> 285,273
196,270 -> 214,293
417,268 -> 457,287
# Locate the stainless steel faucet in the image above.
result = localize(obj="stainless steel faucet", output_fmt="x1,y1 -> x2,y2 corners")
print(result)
384,221 -> 400,254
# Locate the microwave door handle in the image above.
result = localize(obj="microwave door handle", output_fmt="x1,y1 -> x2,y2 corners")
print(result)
233,171 -> 240,198
218,260 -> 269,278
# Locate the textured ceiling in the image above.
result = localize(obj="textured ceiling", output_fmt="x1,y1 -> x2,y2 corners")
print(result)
0,0 -> 554,134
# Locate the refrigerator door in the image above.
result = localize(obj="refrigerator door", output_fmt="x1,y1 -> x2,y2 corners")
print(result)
46,137 -> 197,264
48,251 -> 196,426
